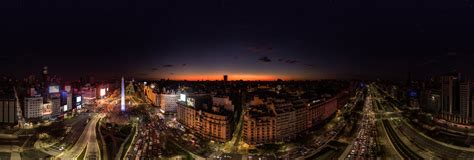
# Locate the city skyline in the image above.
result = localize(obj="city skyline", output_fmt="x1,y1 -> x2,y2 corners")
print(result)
4,0 -> 474,159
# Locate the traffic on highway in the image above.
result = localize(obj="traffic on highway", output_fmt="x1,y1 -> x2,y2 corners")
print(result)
346,95 -> 377,160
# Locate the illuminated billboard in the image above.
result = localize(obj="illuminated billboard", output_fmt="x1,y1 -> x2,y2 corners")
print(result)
100,89 -> 106,97
49,85 -> 60,93
179,94 -> 186,102
76,96 -> 82,103
63,105 -> 68,112
65,85 -> 71,92
77,105 -> 82,110
186,97 -> 195,107
42,103 -> 52,116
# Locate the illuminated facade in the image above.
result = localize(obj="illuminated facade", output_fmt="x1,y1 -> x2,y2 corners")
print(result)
144,85 -> 158,106
158,94 -> 179,113
212,96 -> 234,112
243,94 -> 341,145
144,85 -> 179,113
176,96 -> 233,142
24,96 -> 43,119
66,93 -> 72,112
243,105 -> 276,145
51,96 -> 61,116
80,86 -> 96,105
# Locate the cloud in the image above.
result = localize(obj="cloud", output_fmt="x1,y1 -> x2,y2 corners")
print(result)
276,58 -> 299,64
447,52 -> 457,56
151,68 -> 158,71
248,45 -> 273,54
233,56 -> 239,60
248,47 -> 261,53
162,64 -> 174,67
182,64 -> 187,67
418,59 -> 438,66
304,64 -> 314,67
258,56 -> 272,62
169,72 -> 174,75
285,59 -> 298,64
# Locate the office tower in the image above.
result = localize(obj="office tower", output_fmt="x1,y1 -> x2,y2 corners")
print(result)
24,96 -> 43,119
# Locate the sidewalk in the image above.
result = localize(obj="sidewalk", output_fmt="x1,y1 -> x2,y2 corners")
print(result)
0,145 -> 21,152
0,134 -> 18,139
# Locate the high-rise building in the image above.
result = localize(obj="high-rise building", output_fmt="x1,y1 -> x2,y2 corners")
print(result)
460,81 -> 470,124
41,66 -> 49,103
144,84 -> 180,113
81,86 -> 96,105
159,93 -> 179,113
0,98 -> 17,125
51,97 -> 61,116
24,96 -> 43,119
427,92 -> 441,113
66,93 -> 72,112
439,72 -> 474,124
223,75 -> 228,82
441,73 -> 460,121
73,95 -> 82,110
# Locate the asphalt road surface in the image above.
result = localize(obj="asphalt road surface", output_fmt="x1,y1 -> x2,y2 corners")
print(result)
57,114 -> 101,159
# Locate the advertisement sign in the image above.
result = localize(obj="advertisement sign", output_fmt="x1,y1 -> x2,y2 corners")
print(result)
100,88 -> 106,97
65,85 -> 71,92
49,85 -> 60,93
186,97 -> 195,107
179,94 -> 186,102
42,103 -> 52,116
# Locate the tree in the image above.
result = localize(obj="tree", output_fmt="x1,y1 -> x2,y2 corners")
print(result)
37,121 -> 66,139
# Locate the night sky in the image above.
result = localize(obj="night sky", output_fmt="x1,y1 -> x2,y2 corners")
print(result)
1,0 -> 474,80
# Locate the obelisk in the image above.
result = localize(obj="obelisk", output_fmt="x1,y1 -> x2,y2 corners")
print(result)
121,76 -> 125,112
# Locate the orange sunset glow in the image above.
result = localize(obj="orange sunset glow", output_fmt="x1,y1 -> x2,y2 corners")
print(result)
166,73 -> 290,81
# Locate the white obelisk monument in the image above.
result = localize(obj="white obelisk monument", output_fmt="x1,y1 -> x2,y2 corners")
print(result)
121,76 -> 125,112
